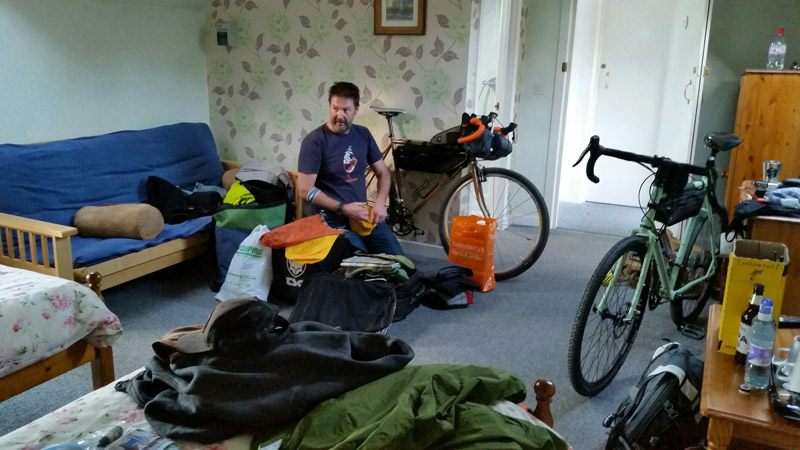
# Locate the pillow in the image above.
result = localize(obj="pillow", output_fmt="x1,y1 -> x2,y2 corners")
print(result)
74,204 -> 164,240
222,168 -> 239,190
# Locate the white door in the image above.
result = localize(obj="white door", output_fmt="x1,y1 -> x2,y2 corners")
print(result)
587,0 -> 710,207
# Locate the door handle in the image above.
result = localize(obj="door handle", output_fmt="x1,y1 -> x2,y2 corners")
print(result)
683,79 -> 693,104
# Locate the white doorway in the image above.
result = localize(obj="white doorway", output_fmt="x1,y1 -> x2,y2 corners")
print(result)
584,0 -> 711,208
468,0 -> 522,123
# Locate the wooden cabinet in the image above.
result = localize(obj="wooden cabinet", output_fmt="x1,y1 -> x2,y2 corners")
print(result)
724,69 -> 800,220
750,215 -> 800,316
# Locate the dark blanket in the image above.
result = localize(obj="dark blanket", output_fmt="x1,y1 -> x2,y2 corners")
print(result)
116,321 -> 414,443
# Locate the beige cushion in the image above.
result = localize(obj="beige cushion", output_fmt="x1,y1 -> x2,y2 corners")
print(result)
222,168 -> 239,190
74,204 -> 164,240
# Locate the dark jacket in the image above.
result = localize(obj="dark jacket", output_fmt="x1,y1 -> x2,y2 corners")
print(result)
117,321 -> 414,443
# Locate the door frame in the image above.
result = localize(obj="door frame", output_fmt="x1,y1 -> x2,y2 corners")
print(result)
551,0 -> 714,225
543,0 -> 576,228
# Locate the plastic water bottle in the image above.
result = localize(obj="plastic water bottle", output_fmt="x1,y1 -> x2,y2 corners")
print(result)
744,297 -> 776,389
767,28 -> 787,70
735,284 -> 765,364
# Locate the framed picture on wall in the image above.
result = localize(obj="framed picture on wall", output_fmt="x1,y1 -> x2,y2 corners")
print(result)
374,0 -> 426,35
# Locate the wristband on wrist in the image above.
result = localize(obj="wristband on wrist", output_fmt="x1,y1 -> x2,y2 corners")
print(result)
306,187 -> 321,204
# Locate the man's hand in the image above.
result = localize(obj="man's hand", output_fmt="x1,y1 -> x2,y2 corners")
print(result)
342,202 -> 370,221
371,201 -> 388,224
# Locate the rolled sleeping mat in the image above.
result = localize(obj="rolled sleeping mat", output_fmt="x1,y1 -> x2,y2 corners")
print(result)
74,203 -> 164,240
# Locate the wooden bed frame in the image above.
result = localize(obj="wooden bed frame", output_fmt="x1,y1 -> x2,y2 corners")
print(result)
0,271 -> 115,401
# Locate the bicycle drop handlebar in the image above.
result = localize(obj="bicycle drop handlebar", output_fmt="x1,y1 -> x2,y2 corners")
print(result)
573,135 -> 708,184
457,117 -> 486,144
457,112 -> 517,144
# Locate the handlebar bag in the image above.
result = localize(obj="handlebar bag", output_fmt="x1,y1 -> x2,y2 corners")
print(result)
394,143 -> 467,174
655,183 -> 705,226
461,127 -> 492,158
483,130 -> 513,161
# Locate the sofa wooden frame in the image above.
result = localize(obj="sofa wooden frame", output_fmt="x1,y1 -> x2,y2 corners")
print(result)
0,161 -> 299,291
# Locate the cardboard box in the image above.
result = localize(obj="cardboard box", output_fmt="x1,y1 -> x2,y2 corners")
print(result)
718,240 -> 789,354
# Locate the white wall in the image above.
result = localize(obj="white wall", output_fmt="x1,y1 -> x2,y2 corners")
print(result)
0,0 -> 209,144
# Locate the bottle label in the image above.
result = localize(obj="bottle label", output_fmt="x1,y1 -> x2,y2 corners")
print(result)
747,343 -> 772,366
736,323 -> 752,354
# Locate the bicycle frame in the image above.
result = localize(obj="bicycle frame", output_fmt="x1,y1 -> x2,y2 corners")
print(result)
371,115 -> 492,219
596,177 -> 719,322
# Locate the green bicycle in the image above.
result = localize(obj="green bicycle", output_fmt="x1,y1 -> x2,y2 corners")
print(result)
568,132 -> 741,396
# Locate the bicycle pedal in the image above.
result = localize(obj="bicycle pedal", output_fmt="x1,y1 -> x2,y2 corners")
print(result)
678,323 -> 706,340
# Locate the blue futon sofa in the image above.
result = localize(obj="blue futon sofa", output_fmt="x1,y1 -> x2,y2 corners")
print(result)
0,123 -> 228,289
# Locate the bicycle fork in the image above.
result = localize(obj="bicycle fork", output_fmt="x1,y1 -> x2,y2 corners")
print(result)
595,243 -> 653,329
470,162 -> 491,218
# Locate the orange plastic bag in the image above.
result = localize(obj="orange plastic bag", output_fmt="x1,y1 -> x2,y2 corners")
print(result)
447,215 -> 497,292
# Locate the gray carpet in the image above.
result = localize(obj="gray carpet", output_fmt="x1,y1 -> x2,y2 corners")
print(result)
0,229 -> 710,449
558,201 -> 645,237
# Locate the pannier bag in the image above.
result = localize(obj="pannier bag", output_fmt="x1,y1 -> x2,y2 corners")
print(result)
289,272 -> 396,333
447,215 -> 497,292
393,143 -> 466,174
268,234 -> 352,304
392,270 -> 426,322
604,341 -> 707,450
655,182 -> 705,226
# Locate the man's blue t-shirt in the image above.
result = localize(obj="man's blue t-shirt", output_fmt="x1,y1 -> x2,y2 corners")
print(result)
298,123 -> 381,209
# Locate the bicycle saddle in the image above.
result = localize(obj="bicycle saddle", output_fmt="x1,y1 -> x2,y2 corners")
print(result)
704,133 -> 741,152
372,107 -> 405,118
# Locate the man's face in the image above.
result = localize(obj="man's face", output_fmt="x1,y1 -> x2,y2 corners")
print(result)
327,95 -> 358,134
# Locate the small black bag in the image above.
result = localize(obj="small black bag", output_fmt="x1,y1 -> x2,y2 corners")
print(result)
655,183 -> 705,226
289,272 -> 396,333
604,342 -> 707,450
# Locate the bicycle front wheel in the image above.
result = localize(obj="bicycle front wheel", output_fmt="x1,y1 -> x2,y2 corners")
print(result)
568,237 -> 648,396
670,210 -> 721,326
439,168 -> 549,281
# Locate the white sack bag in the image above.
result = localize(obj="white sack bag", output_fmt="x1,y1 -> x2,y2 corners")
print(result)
216,224 -> 272,302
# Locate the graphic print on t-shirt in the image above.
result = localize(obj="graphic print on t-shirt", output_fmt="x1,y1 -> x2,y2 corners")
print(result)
343,146 -> 358,183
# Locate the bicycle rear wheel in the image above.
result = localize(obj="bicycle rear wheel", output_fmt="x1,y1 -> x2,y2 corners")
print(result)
568,237 -> 649,397
669,210 -> 720,326
439,168 -> 549,281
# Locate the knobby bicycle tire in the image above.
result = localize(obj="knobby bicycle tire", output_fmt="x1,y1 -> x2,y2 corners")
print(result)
669,210 -> 720,327
438,168 -> 550,281
568,237 -> 648,397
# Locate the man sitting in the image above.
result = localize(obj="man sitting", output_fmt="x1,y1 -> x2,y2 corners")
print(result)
296,81 -> 404,256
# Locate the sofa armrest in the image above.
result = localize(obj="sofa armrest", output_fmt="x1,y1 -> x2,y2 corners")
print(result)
0,212 -> 76,280
221,159 -> 243,171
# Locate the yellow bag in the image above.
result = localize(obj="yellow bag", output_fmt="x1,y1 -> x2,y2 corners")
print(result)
447,215 -> 497,292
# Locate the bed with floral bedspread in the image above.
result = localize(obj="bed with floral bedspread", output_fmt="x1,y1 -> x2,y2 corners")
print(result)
0,264 -> 121,379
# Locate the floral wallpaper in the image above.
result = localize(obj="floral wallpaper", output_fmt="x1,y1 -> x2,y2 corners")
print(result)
205,0 -> 513,245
